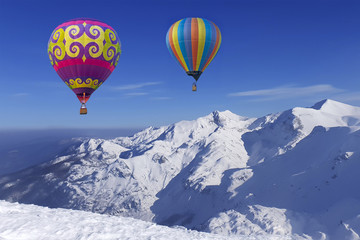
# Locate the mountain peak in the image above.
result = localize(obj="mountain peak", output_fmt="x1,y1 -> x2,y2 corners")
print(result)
211,110 -> 233,116
311,99 -> 340,110
311,99 -> 360,115
208,110 -> 251,128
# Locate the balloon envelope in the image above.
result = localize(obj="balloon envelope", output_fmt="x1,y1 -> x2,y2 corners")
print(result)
166,17 -> 221,81
48,18 -> 121,103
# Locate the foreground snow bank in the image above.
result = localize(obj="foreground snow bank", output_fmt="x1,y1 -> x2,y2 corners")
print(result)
0,201 -> 277,240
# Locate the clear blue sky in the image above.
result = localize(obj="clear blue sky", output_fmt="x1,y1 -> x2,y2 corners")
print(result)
1,0 -> 360,129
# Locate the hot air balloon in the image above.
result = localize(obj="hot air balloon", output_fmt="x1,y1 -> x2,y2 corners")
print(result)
166,17 -> 221,91
48,18 -> 121,114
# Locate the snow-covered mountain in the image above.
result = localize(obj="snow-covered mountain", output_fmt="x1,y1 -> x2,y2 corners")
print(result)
1,99 -> 360,239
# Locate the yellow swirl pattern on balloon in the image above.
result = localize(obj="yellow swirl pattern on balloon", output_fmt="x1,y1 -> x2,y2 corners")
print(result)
88,25 -> 105,58
64,26 -> 78,58
66,78 -> 103,90
48,28 -> 65,63
103,29 -> 120,62
64,25 -> 81,58
48,21 -> 121,66
63,25 -> 105,58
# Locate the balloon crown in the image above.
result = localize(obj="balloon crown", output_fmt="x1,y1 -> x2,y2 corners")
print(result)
68,17 -> 103,22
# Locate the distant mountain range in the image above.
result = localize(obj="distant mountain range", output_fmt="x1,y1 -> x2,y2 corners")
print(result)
0,128 -> 140,176
1,99 -> 360,239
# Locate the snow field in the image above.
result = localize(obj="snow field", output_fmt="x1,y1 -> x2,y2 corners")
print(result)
0,201 -> 268,240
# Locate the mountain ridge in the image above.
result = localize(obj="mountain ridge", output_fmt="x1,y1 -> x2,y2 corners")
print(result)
1,99 -> 360,239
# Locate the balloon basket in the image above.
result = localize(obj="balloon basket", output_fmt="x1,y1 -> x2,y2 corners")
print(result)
80,108 -> 87,115
192,83 -> 197,92
80,103 -> 87,115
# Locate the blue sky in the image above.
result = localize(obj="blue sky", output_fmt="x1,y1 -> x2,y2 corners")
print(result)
1,0 -> 360,129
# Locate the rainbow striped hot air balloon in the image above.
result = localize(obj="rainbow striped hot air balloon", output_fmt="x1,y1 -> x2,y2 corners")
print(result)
166,17 -> 221,91
48,18 -> 121,114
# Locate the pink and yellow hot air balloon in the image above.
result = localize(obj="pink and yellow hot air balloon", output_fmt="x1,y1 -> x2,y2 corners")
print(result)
166,17 -> 221,91
48,18 -> 121,114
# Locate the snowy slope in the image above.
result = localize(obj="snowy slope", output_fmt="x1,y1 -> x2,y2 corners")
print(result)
1,99 -> 360,239
0,200 -> 258,240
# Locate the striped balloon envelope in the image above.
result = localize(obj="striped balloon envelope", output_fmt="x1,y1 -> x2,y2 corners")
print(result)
48,18 -> 121,114
166,17 -> 221,91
